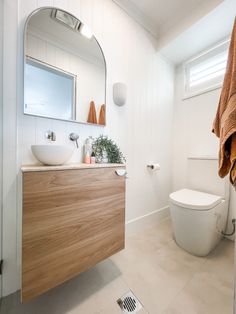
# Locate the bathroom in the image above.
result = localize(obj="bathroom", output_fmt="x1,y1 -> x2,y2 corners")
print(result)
0,0 -> 236,313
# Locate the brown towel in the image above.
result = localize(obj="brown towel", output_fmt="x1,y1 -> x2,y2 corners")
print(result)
212,18 -> 236,186
230,133 -> 236,184
98,104 -> 106,125
87,101 -> 97,124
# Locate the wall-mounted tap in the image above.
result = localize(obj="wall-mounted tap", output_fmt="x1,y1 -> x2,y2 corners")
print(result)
69,133 -> 79,148
45,130 -> 56,141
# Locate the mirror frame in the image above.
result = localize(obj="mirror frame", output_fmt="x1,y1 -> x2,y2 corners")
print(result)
23,7 -> 107,127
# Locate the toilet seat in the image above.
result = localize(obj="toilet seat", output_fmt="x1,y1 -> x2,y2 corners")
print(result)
169,188 -> 222,210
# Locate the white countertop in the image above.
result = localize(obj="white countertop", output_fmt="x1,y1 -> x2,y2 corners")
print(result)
21,162 -> 126,173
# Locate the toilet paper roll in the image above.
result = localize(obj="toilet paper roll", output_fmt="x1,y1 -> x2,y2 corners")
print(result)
147,164 -> 160,171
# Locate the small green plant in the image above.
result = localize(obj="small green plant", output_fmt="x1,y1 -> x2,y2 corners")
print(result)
92,135 -> 125,164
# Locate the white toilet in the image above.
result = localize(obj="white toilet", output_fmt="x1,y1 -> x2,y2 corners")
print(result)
169,157 -> 229,257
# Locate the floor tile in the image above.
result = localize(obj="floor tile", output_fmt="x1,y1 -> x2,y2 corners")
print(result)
0,220 -> 234,314
163,269 -> 233,314
1,259 -> 128,314
202,238 -> 234,287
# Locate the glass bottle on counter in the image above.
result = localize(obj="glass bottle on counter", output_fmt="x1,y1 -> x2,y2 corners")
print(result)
84,136 -> 94,164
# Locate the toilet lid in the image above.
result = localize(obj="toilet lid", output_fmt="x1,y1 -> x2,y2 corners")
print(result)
169,189 -> 222,210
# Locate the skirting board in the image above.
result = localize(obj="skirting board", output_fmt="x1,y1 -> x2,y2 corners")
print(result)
125,206 -> 170,236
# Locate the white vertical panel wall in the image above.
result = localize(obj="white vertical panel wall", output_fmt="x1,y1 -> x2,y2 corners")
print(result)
2,0 -> 19,297
0,0 -> 3,298
2,0 -> 174,296
172,65 -> 236,240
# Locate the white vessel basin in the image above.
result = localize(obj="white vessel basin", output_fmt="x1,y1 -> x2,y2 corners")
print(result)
31,145 -> 74,166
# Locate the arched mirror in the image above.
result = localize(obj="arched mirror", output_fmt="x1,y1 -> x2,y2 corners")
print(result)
24,7 -> 106,126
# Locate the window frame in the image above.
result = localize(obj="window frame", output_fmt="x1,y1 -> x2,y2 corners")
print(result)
183,38 -> 230,100
24,56 -> 77,120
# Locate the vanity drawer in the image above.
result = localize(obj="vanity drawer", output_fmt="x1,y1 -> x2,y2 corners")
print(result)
22,167 -> 125,302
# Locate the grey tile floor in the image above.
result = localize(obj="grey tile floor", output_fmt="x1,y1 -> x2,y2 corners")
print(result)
0,218 -> 234,314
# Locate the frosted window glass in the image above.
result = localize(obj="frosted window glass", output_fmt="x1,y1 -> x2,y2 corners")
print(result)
24,59 -> 75,120
184,40 -> 229,98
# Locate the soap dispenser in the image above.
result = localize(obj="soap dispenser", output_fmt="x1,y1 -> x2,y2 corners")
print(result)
84,136 -> 94,164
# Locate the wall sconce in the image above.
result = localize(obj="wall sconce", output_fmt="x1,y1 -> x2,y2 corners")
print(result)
113,82 -> 127,106
51,9 -> 81,30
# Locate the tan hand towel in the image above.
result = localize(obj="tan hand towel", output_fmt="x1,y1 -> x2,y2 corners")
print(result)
212,18 -> 236,187
87,101 -> 97,124
230,133 -> 236,185
98,104 -> 106,125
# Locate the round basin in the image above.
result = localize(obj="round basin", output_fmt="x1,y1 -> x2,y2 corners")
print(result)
31,145 -> 74,166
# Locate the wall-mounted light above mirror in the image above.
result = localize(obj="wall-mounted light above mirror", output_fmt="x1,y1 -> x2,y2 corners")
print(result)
24,7 -> 107,126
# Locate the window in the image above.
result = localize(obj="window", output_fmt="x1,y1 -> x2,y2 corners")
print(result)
184,40 -> 229,98
24,57 -> 76,120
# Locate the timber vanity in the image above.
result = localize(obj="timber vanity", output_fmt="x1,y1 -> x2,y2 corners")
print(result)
21,163 -> 126,303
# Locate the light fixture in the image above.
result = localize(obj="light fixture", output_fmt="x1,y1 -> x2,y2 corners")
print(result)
52,9 -> 80,30
113,82 -> 127,107
79,24 -> 93,39
51,10 -> 93,39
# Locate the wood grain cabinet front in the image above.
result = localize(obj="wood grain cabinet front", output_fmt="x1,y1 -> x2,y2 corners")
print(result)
22,167 -> 125,303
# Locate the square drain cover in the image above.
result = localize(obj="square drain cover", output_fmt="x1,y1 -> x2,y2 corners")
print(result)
117,291 -> 143,313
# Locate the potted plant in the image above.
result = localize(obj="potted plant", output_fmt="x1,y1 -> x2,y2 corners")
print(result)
92,135 -> 125,164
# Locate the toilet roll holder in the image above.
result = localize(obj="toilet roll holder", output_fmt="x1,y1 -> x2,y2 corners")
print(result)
147,164 -> 160,170
147,165 -> 155,169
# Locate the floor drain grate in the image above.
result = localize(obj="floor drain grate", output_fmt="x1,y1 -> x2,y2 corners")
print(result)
117,291 -> 143,313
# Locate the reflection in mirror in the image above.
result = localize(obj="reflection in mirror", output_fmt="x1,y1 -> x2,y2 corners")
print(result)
24,8 -> 106,125
25,57 -> 76,120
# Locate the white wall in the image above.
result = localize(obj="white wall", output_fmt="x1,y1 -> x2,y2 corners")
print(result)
2,0 -> 174,296
2,0 -> 18,299
0,0 -> 3,298
172,65 -> 236,239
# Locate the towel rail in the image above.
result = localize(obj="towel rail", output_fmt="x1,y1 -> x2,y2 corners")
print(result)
187,156 -> 218,160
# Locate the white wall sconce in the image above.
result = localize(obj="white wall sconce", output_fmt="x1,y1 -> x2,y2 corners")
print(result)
113,82 -> 127,106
